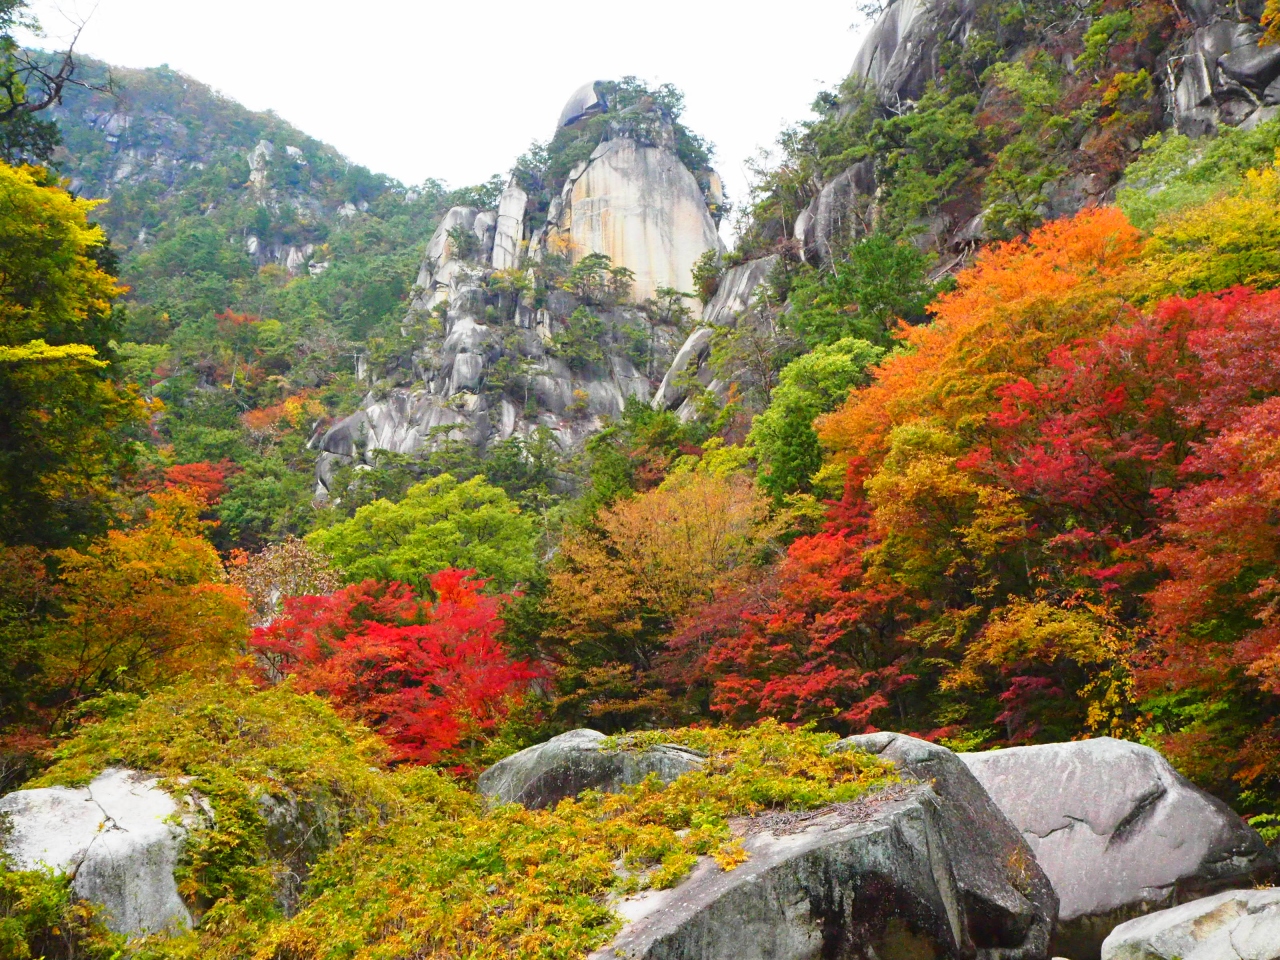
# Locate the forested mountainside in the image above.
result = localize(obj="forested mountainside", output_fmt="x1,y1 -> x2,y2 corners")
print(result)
6,0 -> 1280,954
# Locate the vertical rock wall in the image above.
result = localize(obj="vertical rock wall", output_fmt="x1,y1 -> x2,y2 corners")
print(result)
545,138 -> 724,303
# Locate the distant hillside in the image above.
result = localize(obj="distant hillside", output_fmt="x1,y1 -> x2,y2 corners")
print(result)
43,53 -> 499,340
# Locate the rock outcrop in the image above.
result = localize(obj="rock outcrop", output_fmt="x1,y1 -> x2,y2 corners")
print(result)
651,256 -> 779,418
652,327 -> 716,412
0,768 -> 191,937
312,83 -> 734,494
1174,13 -> 1280,136
781,0 -> 1280,269
849,0 -> 977,109
476,729 -> 705,809
589,734 -> 1055,960
962,737 -> 1275,958
592,784 -> 1053,960
480,730 -> 1056,960
1102,889 -> 1280,960
542,137 -> 724,303
794,161 -> 876,265
700,256 -> 779,327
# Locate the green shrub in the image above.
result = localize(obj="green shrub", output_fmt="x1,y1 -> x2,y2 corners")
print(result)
0,862 -> 120,960
1118,119 -> 1280,230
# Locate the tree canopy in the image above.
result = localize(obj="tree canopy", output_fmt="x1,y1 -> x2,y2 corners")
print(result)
308,474 -> 540,592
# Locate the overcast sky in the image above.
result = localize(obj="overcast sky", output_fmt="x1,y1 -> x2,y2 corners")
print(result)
23,0 -> 871,215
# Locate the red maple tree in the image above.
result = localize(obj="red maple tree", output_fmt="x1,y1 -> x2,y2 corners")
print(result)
251,570 -> 540,767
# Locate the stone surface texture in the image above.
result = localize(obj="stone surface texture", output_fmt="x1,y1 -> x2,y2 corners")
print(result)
0,768 -> 191,936
588,733 -> 1055,960
849,0 -> 977,107
700,256 -> 778,326
491,181 -> 528,271
833,732 -> 1058,959
795,161 -> 877,266
652,327 -> 715,412
476,729 -> 705,809
1102,888 -> 1280,960
962,737 -> 1275,958
544,138 -> 724,304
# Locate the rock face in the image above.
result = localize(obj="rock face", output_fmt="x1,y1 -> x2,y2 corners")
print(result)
491,181 -> 528,271
558,80 -> 609,128
962,737 -> 1276,958
833,733 -> 1058,959
1102,888 -> 1280,960
795,162 -> 876,266
849,0 -> 977,108
0,768 -> 191,937
848,0 -> 1278,139
1174,12 -> 1280,136
700,256 -> 778,327
543,137 -> 724,303
648,256 -> 779,418
476,729 -> 705,809
652,327 -> 716,412
590,735 -> 1055,960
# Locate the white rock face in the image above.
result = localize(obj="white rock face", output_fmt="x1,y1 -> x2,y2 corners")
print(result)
492,182 -> 528,271
652,326 -> 715,411
545,138 -> 723,303
1103,889 -> 1280,960
0,768 -> 191,936
701,256 -> 778,326
248,139 -> 273,193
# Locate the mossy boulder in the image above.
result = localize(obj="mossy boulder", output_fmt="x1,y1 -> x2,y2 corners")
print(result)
477,728 -> 706,808
590,732 -> 1056,960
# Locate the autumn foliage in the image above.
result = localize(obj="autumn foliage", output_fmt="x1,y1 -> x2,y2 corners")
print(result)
164,460 -> 239,503
251,571 -> 539,766
662,191 -> 1280,809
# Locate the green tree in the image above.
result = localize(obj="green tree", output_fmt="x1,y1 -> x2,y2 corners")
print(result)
749,337 -> 884,498
308,474 -> 539,591
786,234 -> 936,348
216,454 -> 316,548
552,306 -> 607,371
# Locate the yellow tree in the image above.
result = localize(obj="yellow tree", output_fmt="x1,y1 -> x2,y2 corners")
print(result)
545,470 -> 774,725
0,162 -> 146,546
43,490 -> 249,713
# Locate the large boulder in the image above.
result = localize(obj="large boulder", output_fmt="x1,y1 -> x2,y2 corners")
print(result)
590,743 -> 1055,960
0,768 -> 191,936
477,729 -> 705,809
558,80 -> 609,128
1102,888 -> 1280,960
834,732 -> 1058,959
962,737 -> 1275,959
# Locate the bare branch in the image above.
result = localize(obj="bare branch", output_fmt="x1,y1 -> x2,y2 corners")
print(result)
0,4 -> 112,123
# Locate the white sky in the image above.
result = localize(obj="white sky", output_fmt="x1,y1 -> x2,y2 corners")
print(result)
23,0 -> 871,216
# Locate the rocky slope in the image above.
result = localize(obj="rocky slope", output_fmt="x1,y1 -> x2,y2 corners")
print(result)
740,0 -> 1280,269
311,82 -> 729,494
47,54 -> 411,274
